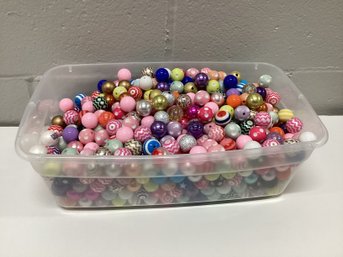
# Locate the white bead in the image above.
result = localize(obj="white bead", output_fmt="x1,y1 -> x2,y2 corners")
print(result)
299,131 -> 317,142
40,130 -> 59,146
139,75 -> 153,90
259,74 -> 272,88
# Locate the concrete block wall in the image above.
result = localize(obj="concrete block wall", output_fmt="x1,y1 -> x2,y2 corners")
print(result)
0,0 -> 342,125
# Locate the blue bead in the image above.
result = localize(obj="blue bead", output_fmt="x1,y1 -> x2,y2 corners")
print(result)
155,68 -> 170,82
97,80 -> 107,92
151,176 -> 167,184
74,93 -> 85,109
169,176 -> 186,183
182,76 -> 193,84
143,138 -> 161,155
236,80 -> 248,93
223,75 -> 238,90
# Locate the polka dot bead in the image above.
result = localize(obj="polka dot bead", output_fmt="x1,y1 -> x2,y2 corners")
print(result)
93,96 -> 108,110
249,126 -> 267,143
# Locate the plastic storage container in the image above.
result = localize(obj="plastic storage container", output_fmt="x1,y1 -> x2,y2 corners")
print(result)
15,62 -> 328,208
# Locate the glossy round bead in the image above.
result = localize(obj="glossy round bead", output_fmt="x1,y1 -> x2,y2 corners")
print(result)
119,96 -> 135,113
97,80 -> 106,92
176,94 -> 192,110
197,106 -> 214,123
240,119 -> 254,135
206,80 -> 220,93
256,87 -> 267,100
234,105 -> 250,121
266,132 -> 284,144
62,147 -> 78,156
155,68 -> 170,82
94,129 -> 109,146
128,86 -> 142,100
266,90 -> 281,106
167,121 -> 182,138
185,68 -> 199,79
124,139 -> 142,155
208,125 -> 225,142
101,81 -> 115,94
74,93 -> 85,109
122,115 -> 140,130
156,82 -> 169,92
114,147 -> 132,156
152,147 -> 170,156
179,135 -> 197,152
211,92 -> 225,106
51,115 -> 66,127
278,109 -> 294,122
169,81 -> 184,93
116,126 -> 134,143
93,96 -> 108,110
194,90 -> 210,106
249,126 -> 267,142
254,112 -> 272,128
63,110 -> 79,125
162,138 -> 180,154
262,138 -> 280,147
105,139 -> 123,153
136,100 -> 152,117
214,110 -> 232,126
187,120 -> 204,139
224,122 -> 241,139
286,117 -> 303,133
189,145 -> 207,154
167,105 -> 184,121
141,67 -> 154,77
236,135 -> 253,149
171,68 -> 184,81
40,130 -> 59,146
48,124 -> 63,136
78,128 -> 95,144
106,119 -> 122,136
259,74 -> 272,88
154,111 -> 169,124
186,105 -> 200,119
98,111 -> 115,128
112,106 -> 124,119
208,144 -> 225,153
113,86 -> 127,100
226,88 -> 240,96
152,95 -> 168,111
226,94 -> 242,108
161,92 -> 175,106
223,75 -> 238,90
81,112 -> 98,129
67,140 -> 84,153
117,68 -> 132,81
230,71 -> 241,81
299,131 -> 317,142
246,93 -> 264,110
139,75 -> 153,90
194,73 -> 209,89
220,138 -> 236,151
133,126 -> 152,142
150,121 -> 167,139
59,98 -> 74,112
184,82 -> 198,93
219,105 -> 234,117
143,138 -> 161,155
62,126 -> 79,143
269,111 -> 279,125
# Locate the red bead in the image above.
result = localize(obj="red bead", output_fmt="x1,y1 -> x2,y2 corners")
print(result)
128,86 -> 143,100
197,106 -> 214,123
220,138 -> 236,150
112,106 -> 125,119
98,111 -> 115,128
249,126 -> 267,142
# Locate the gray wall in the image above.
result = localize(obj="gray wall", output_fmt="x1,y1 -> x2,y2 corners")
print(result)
1,0 -> 342,125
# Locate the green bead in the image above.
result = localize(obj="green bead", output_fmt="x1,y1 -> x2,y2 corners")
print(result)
170,68 -> 184,81
42,161 -> 61,176
112,197 -> 126,207
62,147 -> 78,155
105,139 -> 123,153
206,80 -> 220,93
143,181 -> 159,192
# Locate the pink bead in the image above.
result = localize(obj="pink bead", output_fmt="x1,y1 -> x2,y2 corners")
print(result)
284,133 -> 295,140
79,128 -> 95,144
63,110 -> 79,125
82,101 -> 95,112
203,122 -> 217,134
117,68 -> 132,81
111,102 -> 120,111
141,116 -> 155,128
116,127 -> 134,143
208,144 -> 225,153
205,102 -> 219,115
186,92 -> 195,103
208,125 -> 225,142
94,129 -> 109,146
106,119 -> 122,136
254,112 -> 272,128
286,117 -> 303,133
114,147 -> 132,156
262,138 -> 280,147
84,142 -> 99,152
194,90 -> 210,106
122,116 -> 140,130
94,110 -> 105,118
66,190 -> 82,201
176,134 -> 186,143
67,141 -> 84,153
236,135 -> 253,149
162,138 -> 180,154
84,189 -> 100,201
266,90 -> 281,106
186,68 -> 199,79
197,134 -> 209,146
202,139 -> 218,150
134,126 -> 152,142
265,103 -> 273,112
120,96 -> 136,113
80,148 -> 95,156
59,98 -> 74,112
81,112 -> 98,129
189,145 -> 207,154
200,67 -> 211,76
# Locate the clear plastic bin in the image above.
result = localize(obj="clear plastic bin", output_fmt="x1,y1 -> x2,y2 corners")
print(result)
15,62 -> 328,208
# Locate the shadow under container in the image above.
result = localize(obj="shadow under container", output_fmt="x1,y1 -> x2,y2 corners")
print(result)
15,62 -> 328,208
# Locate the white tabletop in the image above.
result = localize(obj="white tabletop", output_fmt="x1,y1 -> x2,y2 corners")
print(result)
0,116 -> 342,257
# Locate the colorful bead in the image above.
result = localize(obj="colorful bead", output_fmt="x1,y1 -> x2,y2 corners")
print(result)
286,117 -> 303,133
223,74 -> 238,90
249,126 -> 267,143
74,93 -> 85,109
187,120 -> 204,139
106,119 -> 122,136
240,119 -> 254,135
116,126 -> 134,143
143,138 -> 161,155
63,110 -> 79,125
162,138 -> 180,154
214,110 -> 232,126
197,106 -> 214,123
234,105 -> 250,121
124,139 -> 142,155
208,125 -> 225,142
254,112 -> 272,128
194,73 -> 209,89
266,90 -> 281,106
93,96 -> 108,110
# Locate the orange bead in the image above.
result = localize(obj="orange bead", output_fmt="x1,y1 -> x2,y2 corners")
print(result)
208,70 -> 219,80
226,94 -> 242,108
172,91 -> 180,99
218,71 -> 227,80
98,111 -> 115,127
239,93 -> 249,105
257,103 -> 268,112
269,126 -> 285,137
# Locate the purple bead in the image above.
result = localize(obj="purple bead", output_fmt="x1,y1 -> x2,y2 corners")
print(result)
157,82 -> 170,92
186,105 -> 200,119
62,126 -> 79,143
150,121 -> 167,139
187,120 -> 204,139
226,88 -> 240,96
256,87 -> 267,100
234,105 -> 251,121
167,121 -> 182,138
279,123 -> 288,133
267,132 -> 284,144
194,73 -> 209,89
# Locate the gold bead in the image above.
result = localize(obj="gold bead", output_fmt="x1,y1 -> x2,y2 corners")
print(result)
152,95 -> 168,111
149,89 -> 162,100
246,93 -> 264,110
118,80 -> 131,89
104,94 -> 115,107
101,81 -> 115,94
141,67 -> 154,77
144,89 -> 152,101
51,115 -> 66,127
230,71 -> 241,81
184,82 -> 198,93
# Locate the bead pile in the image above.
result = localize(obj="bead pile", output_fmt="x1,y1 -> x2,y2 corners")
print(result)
36,67 -> 316,158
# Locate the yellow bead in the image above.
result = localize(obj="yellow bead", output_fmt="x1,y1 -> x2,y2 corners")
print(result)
112,197 -> 126,207
171,68 -> 184,81
184,82 -> 198,93
144,89 -> 152,100
204,174 -> 220,181
221,172 -> 236,179
136,177 -> 150,184
246,93 -> 264,110
152,95 -> 168,111
230,71 -> 241,81
278,109 -> 294,122
42,161 -> 61,176
206,80 -> 220,93
149,89 -> 162,100
113,86 -> 127,100
219,105 -> 234,117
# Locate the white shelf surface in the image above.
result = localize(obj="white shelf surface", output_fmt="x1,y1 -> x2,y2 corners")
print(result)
0,116 -> 342,257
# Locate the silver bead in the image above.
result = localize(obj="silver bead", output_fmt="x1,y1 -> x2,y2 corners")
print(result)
141,67 -> 154,77
259,74 -> 272,88
161,92 -> 175,106
170,81 -> 184,93
136,100 -> 152,117
179,135 -> 196,152
224,122 -> 241,139
154,111 -> 169,124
